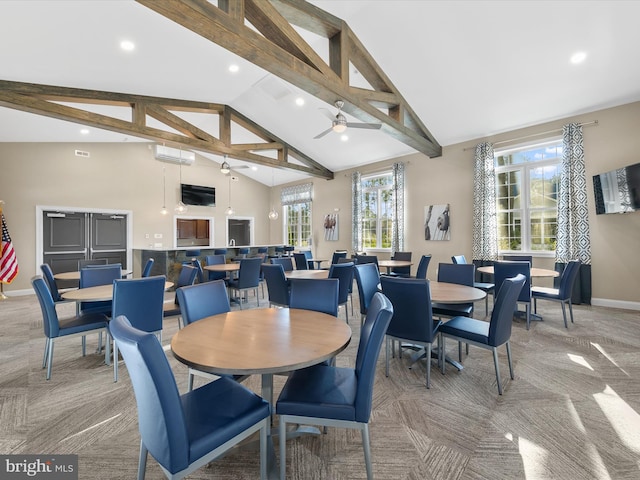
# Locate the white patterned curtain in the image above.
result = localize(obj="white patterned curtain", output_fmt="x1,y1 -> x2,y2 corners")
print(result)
351,171 -> 362,253
472,142 -> 498,262
391,162 -> 405,253
557,123 -> 591,303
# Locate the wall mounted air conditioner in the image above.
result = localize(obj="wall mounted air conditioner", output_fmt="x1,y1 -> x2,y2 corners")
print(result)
154,145 -> 195,165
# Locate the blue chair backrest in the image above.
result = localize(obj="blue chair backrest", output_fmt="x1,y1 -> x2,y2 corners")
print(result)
176,280 -> 230,326
302,250 -> 313,260
331,251 -> 347,264
213,249 -> 228,256
451,255 -> 467,264
293,253 -> 308,270
142,258 -> 154,277
190,259 -> 204,283
415,255 -> 432,279
289,278 -> 339,317
236,257 -> 263,288
380,276 -> 436,343
205,254 -> 227,281
78,258 -> 107,269
174,265 -> 198,305
112,276 -> 166,333
354,263 -> 380,315
437,263 -> 475,287
262,264 -> 290,307
502,255 -> 533,264
109,316 -> 189,474
489,274 -> 526,346
257,247 -> 268,254
80,264 -> 122,313
356,255 -> 379,266
185,249 -> 201,258
354,292 -> 394,422
238,247 -> 250,255
271,257 -> 294,272
329,262 -> 354,304
558,260 -> 582,299
40,263 -> 63,302
390,251 -> 411,275
494,261 -> 531,303
32,276 -> 60,338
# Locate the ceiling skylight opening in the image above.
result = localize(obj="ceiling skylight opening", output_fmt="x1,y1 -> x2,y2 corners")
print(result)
295,97 -> 305,106
120,40 -> 135,52
570,51 -> 587,65
228,64 -> 240,73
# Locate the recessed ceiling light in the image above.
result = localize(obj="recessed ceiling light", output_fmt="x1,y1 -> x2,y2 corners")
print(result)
120,40 -> 135,51
80,128 -> 90,135
570,51 -> 587,64
295,97 -> 305,106
341,134 -> 349,142
228,64 -> 239,73
250,166 -> 258,171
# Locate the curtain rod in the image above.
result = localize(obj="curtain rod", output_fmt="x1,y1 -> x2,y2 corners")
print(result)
463,120 -> 598,151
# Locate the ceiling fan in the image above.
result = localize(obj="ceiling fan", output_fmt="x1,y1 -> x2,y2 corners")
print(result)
313,100 -> 382,139
220,155 -> 250,175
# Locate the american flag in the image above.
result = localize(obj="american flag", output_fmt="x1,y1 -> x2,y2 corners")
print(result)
1,213 -> 18,284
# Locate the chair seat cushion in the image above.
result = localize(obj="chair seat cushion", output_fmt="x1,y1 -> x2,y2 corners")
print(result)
531,286 -> 560,299
277,365 -> 357,422
163,301 -> 180,317
432,303 -> 473,318
58,312 -> 108,336
473,282 -> 494,291
439,316 -> 490,345
181,377 -> 270,464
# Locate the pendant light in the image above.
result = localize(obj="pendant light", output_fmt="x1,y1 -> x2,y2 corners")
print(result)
160,166 -> 168,215
225,174 -> 234,215
268,167 -> 279,220
174,150 -> 188,213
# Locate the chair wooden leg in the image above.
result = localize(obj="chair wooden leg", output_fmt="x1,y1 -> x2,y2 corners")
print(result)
493,347 -> 503,395
137,440 -> 148,480
506,341 -> 514,380
362,423 -> 373,480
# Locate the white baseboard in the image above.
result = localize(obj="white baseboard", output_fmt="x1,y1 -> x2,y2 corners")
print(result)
2,288 -> 34,297
591,297 -> 640,311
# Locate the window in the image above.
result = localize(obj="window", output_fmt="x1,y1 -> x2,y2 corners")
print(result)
361,172 -> 393,249
495,140 -> 562,253
282,183 -> 312,247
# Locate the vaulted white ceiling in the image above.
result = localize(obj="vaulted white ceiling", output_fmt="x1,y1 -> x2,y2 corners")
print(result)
1,0 -> 639,185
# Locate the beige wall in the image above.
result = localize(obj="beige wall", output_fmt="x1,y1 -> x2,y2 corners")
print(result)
2,102 -> 639,307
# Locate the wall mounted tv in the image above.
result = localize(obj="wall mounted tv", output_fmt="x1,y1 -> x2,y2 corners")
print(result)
593,162 -> 640,214
181,183 -> 215,207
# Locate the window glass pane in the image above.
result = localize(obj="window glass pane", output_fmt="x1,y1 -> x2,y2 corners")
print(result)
530,210 -> 557,251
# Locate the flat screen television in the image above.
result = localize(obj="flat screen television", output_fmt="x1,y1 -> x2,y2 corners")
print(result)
181,183 -> 215,207
593,162 -> 640,214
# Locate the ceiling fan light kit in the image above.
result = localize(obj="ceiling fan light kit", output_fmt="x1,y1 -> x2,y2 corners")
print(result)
314,100 -> 381,139
220,160 -> 230,174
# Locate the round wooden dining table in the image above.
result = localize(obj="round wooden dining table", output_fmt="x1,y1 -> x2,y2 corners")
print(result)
54,269 -> 132,281
378,259 -> 412,275
477,265 -> 559,278
285,269 -> 329,280
429,281 -> 486,304
203,263 -> 241,273
61,281 -> 174,302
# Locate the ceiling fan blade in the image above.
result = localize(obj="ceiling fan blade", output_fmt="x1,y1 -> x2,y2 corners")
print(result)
232,165 -> 250,169
319,108 -> 336,121
313,127 -> 333,139
346,122 -> 382,130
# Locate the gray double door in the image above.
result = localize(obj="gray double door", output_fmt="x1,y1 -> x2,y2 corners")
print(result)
43,211 -> 127,286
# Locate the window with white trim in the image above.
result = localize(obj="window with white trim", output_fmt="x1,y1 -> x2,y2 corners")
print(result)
282,183 -> 312,248
495,140 -> 562,254
361,172 -> 393,250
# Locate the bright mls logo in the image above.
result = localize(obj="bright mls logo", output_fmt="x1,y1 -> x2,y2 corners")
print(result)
0,455 -> 78,479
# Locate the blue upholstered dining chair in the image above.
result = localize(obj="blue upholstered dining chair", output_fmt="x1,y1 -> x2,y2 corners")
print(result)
355,254 -> 379,267
380,276 -> 442,388
432,263 -> 476,319
328,262 -> 354,323
439,274 -> 526,395
205,254 -> 227,282
389,251 -> 412,277
494,260 -> 532,329
141,258 -> 154,277
276,292 -> 393,480
271,256 -> 294,272
532,260 -> 582,328
292,252 -> 308,270
289,278 -> 339,317
111,275 -> 166,382
302,249 -> 315,269
213,248 -> 228,256
330,250 -> 347,266
451,254 -> 494,315
414,254 -> 432,279
109,315 -> 270,480
40,263 -> 71,305
32,276 -> 110,380
163,265 -> 198,329
262,263 -> 291,308
353,262 -> 381,325
227,257 -> 263,309
502,254 -> 533,263
177,280 -> 248,391
79,263 -> 122,316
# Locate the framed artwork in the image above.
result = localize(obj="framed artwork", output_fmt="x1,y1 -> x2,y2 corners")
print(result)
424,204 -> 450,241
324,213 -> 339,241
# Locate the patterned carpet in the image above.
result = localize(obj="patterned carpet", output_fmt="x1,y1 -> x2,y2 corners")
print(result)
1,286 -> 639,479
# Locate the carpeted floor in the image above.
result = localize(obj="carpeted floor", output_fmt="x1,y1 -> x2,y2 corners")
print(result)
1,285 -> 639,479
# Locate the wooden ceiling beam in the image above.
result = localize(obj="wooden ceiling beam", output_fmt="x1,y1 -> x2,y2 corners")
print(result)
137,0 -> 442,158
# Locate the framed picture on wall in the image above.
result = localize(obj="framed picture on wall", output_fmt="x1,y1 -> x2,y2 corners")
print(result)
324,213 -> 338,241
424,204 -> 450,241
